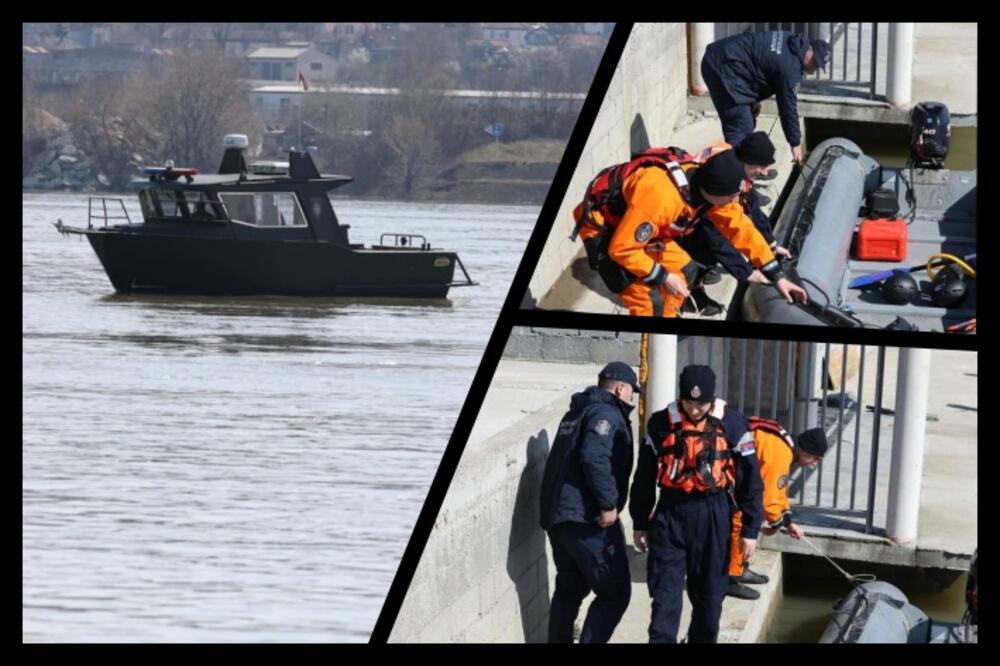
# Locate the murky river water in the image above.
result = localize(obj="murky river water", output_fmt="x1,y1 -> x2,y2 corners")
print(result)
23,192 -> 535,642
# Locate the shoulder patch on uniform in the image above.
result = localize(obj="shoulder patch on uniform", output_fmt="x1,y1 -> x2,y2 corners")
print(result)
634,222 -> 654,243
777,474 -> 789,490
594,419 -> 611,436
737,440 -> 756,456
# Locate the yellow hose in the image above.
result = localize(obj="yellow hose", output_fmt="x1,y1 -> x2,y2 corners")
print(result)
927,253 -> 976,280
639,333 -> 649,445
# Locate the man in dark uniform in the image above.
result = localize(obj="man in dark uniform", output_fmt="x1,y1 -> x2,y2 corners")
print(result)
539,361 -> 640,643
629,365 -> 764,643
678,132 -> 793,294
701,30 -> 831,163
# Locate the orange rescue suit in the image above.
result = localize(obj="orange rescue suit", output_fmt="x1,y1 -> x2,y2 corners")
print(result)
729,419 -> 795,577
584,164 -> 777,317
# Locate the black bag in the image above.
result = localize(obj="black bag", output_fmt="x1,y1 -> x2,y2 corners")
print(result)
583,234 -> 636,294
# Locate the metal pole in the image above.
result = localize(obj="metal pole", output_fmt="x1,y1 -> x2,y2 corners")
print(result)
866,346 -> 887,533
648,335 -> 679,423
885,348 -> 932,543
850,346 -> 866,510
786,341 -> 796,427
886,23 -> 915,107
834,344 -> 849,507
754,339 -> 764,416
856,23 -> 862,82
771,340 -> 781,419
739,339 -> 748,414
722,338 -> 730,402
870,23 -> 879,99
796,342 -> 818,504
817,343 -> 830,505
842,21 -> 848,82
826,23 -> 834,81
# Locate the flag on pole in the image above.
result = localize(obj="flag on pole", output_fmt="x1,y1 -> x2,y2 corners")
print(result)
298,71 -> 309,91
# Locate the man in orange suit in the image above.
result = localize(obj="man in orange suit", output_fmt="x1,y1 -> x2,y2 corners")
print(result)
727,421 -> 827,600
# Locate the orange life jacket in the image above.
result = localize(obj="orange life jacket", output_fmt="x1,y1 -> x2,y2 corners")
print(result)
571,146 -> 708,241
747,416 -> 795,451
655,399 -> 735,493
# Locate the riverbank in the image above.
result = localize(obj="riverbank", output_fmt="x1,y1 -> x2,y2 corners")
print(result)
22,137 -> 562,207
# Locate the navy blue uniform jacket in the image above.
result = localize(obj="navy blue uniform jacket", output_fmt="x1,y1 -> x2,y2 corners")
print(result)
539,386 -> 635,530
703,31 -> 811,147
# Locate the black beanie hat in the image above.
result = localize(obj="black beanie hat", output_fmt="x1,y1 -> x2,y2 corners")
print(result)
735,131 -> 777,166
679,365 -> 716,402
697,150 -> 744,196
796,428 -> 829,457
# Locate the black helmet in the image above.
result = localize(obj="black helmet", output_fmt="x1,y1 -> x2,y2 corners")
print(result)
931,271 -> 968,307
881,271 -> 918,305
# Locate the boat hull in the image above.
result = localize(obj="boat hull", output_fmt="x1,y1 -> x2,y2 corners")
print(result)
82,230 -> 460,298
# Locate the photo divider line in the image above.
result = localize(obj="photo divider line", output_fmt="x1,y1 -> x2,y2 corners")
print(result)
368,23 -> 635,643
516,308 -> 980,353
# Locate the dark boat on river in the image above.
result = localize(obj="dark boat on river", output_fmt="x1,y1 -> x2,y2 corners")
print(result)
55,134 -> 476,298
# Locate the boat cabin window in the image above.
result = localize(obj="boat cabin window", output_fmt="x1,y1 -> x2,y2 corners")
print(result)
155,190 -> 183,218
184,191 -> 225,221
147,190 -> 225,222
218,192 -> 308,228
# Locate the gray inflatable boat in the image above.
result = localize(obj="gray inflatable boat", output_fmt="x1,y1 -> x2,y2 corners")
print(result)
819,580 -> 977,644
743,137 -> 976,331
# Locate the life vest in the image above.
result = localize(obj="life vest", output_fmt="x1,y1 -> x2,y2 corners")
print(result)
571,146 -> 707,241
747,416 -> 795,452
655,399 -> 735,493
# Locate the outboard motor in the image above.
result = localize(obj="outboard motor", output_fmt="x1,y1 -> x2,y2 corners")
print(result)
910,102 -> 950,169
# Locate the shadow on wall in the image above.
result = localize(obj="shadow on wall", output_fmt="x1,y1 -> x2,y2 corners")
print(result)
569,256 -> 620,308
630,113 -> 650,156
507,430 -> 551,643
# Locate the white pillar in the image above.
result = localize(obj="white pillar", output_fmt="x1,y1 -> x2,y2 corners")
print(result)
885,347 -> 932,544
647,335 -> 678,415
688,23 -> 715,96
886,23 -> 915,108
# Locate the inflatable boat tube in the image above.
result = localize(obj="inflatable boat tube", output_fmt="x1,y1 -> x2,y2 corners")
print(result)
819,581 -> 930,643
744,138 -> 879,325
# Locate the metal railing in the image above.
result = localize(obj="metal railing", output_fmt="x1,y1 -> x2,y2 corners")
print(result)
679,336 -> 892,534
718,22 -> 885,101
379,233 -> 430,250
87,196 -> 133,229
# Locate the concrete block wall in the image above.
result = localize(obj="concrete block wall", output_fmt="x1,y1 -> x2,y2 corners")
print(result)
527,23 -> 691,306
389,394 -> 571,643
504,326 -> 642,365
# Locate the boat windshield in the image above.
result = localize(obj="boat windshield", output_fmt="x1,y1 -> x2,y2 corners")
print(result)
218,192 -> 308,228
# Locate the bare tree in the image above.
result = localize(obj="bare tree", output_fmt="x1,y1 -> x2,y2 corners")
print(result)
62,78 -> 154,190
137,50 -> 262,171
380,99 -> 443,197
22,82 -> 43,171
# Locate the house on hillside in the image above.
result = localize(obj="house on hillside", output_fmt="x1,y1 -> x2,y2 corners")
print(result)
245,44 -> 337,86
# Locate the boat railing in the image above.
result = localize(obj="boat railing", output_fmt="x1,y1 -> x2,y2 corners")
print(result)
88,197 -> 133,229
380,233 -> 429,250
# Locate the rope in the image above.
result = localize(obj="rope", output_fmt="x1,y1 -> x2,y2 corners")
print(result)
800,533 -> 876,588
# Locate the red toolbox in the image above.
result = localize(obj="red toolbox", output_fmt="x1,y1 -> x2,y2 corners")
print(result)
855,218 -> 908,261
